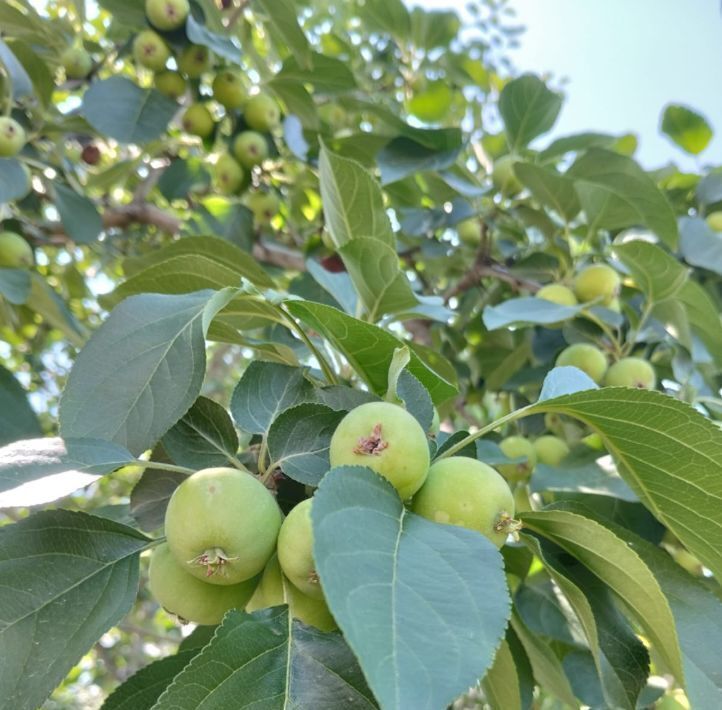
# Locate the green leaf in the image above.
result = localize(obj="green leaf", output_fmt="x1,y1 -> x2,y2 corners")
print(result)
513,162 -> 580,221
161,396 -> 239,470
267,403 -> 345,485
613,239 -> 688,303
481,639 -> 522,710
539,132 -> 617,162
0,436 -> 134,507
186,15 -> 241,65
0,268 -> 30,305
26,274 -> 86,347
254,0 -> 312,69
0,158 -> 30,204
157,158 -> 211,201
696,172 -> 722,206
96,0 -> 146,26
406,80 -> 453,123
679,216 -> 722,276
677,280 -> 722,367
377,136 -> 462,186
184,199 -> 254,249
279,51 -> 357,93
285,301 -> 458,404
82,77 -> 178,145
357,0 -> 410,40
59,290 -> 234,456
396,370 -> 434,431
312,466 -> 511,710
568,148 -> 679,248
0,39 -> 32,99
661,104 -> 713,155
499,74 -> 563,151
53,183 -> 103,244
0,365 -> 41,446
538,366 -> 598,401
483,296 -> 584,330
153,607 -> 376,708
230,361 -> 315,435
129,465 -> 186,532
268,78 -> 318,129
0,510 -> 149,710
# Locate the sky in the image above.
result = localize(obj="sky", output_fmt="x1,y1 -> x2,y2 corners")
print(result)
417,0 -> 722,170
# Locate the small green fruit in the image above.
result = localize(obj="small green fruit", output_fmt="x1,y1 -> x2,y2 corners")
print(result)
318,103 -> 346,127
533,435 -> 570,466
133,30 -> 170,71
212,70 -> 245,110
61,47 -> 93,79
457,218 -> 482,245
492,154 -> 522,195
329,401 -> 430,500
246,190 -> 280,226
556,343 -> 608,384
244,93 -> 281,131
0,231 -> 33,268
604,357 -> 656,389
164,467 -> 282,585
232,131 -> 268,168
146,0 -> 189,31
154,70 -> 186,99
573,264 -> 620,305
178,44 -> 212,78
0,117 -> 26,158
411,456 -> 515,548
706,211 -> 722,232
536,284 -> 577,307
149,543 -> 258,626
181,103 -> 214,138
213,154 -> 244,194
277,499 -> 323,600
498,436 -> 537,483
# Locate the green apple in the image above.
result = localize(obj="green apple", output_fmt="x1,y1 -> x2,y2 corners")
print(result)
706,211 -> 722,232
246,190 -> 280,226
533,435 -> 570,466
457,218 -> 482,245
60,47 -> 93,79
244,93 -> 281,131
604,357 -> 656,389
411,456 -> 515,548
498,436 -> 537,483
133,30 -> 170,71
0,231 -> 33,268
573,263 -> 620,305
277,499 -> 324,600
0,117 -> 26,158
154,70 -> 186,99
213,154 -> 244,194
178,44 -> 212,78
492,154 -> 522,195
232,131 -> 268,168
536,284 -> 577,307
146,0 -> 189,31
181,103 -> 214,138
212,70 -> 245,110
556,343 -> 608,383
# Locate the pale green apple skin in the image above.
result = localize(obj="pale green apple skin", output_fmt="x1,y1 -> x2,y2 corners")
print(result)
492,154 -> 522,195
133,30 -> 170,71
164,467 -> 282,585
246,191 -> 280,226
411,456 -> 514,548
457,218 -> 482,245
233,131 -> 268,168
182,104 -> 214,138
244,93 -> 281,131
604,357 -> 656,389
178,44 -> 212,78
536,284 -> 578,307
556,343 -> 608,384
213,154 -> 244,194
0,231 -> 33,267
61,47 -> 93,79
212,71 -> 245,110
146,0 -> 189,31
277,499 -> 324,599
533,435 -> 570,466
573,264 -> 620,305
706,211 -> 722,232
498,436 -> 537,483
149,543 -> 258,626
154,70 -> 186,99
0,117 -> 26,157
329,401 -> 430,500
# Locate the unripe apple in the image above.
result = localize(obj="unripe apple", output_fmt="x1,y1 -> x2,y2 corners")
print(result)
604,356 -> 656,389
556,343 -> 608,383
318,103 -> 346,127
146,0 -> 189,31
573,263 -> 620,305
411,456 -> 515,548
536,284 -> 577,307
246,190 -> 280,226
533,435 -> 570,466
498,436 -> 537,483
178,44 -> 212,78
244,93 -> 281,131
706,211 -> 722,232
0,117 -> 26,158
60,47 -> 93,79
457,218 -> 482,245
232,131 -> 268,168
212,70 -> 245,110
329,401 -> 430,500
0,231 -> 33,268
181,103 -> 214,138
133,30 -> 170,71
277,499 -> 324,600
213,154 -> 244,194
492,154 -> 522,195
154,70 -> 186,99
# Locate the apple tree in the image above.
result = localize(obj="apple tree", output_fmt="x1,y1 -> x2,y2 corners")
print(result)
0,0 -> 721,708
